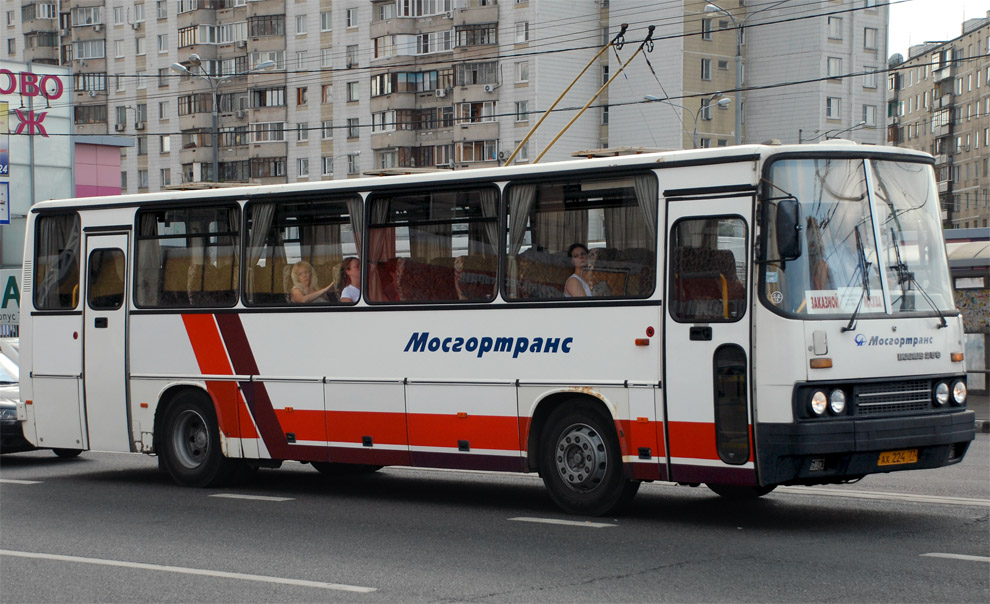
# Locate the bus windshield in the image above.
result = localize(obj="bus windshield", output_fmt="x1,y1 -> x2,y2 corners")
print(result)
762,158 -> 954,317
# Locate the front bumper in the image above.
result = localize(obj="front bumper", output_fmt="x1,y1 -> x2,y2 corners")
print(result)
1,420 -> 35,453
756,410 -> 975,485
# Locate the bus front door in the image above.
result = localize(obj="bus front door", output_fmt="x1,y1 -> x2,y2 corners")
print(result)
663,197 -> 755,486
83,233 -> 133,452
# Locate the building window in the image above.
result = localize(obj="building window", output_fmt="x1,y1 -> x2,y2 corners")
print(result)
295,14 -> 306,35
296,122 -> 309,141
515,61 -> 529,83
322,120 -> 333,139
863,104 -> 877,126
702,18 -> 712,41
701,58 -> 711,81
251,122 -> 286,143
296,87 -> 308,106
826,97 -> 841,119
157,34 -> 168,53
347,81 -> 359,102
159,101 -> 169,119
863,66 -> 877,89
321,11 -> 332,31
827,57 -> 842,79
515,22 -> 529,43
136,37 -> 146,56
160,169 -> 171,186
248,15 -> 285,37
346,8 -> 358,28
864,27 -> 878,50
157,1 -> 167,20
347,154 -> 360,175
138,169 -> 149,189
321,48 -> 333,68
456,23 -> 497,46
322,156 -> 334,176
700,98 -> 712,121
515,100 -> 529,121
297,158 -> 309,178
347,117 -> 360,138
159,135 -> 171,153
827,17 -> 842,40
346,45 -> 358,68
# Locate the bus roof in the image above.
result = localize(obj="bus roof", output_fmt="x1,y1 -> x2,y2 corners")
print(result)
32,141 -> 932,212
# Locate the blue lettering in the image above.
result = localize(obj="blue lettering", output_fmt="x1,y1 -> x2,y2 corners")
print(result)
562,337 -> 573,353
428,337 -> 441,352
465,337 -> 479,352
478,337 -> 493,358
530,337 -> 544,353
494,337 -> 513,353
513,338 -> 529,359
452,337 -> 464,352
442,337 -> 452,352
404,332 -> 429,352
544,338 -> 560,353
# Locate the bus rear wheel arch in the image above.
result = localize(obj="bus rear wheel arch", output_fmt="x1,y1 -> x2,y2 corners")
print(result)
539,401 -> 639,516
157,390 -> 238,487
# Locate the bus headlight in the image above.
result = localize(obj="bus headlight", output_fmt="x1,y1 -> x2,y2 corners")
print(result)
951,380 -> 967,405
828,389 -> 847,415
934,382 -> 949,407
810,390 -> 827,416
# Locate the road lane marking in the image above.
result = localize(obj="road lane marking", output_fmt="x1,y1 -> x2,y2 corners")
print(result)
779,486 -> 990,508
0,479 -> 42,485
510,517 -> 616,528
0,550 -> 376,593
921,553 -> 990,563
209,494 -> 294,502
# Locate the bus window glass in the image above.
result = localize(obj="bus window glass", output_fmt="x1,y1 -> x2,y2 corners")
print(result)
669,217 -> 748,322
870,160 -> 955,313
763,159 -> 883,315
505,173 -> 658,300
366,186 -> 499,303
34,213 -> 81,310
134,206 -> 240,307
244,196 -> 361,305
87,248 -> 125,310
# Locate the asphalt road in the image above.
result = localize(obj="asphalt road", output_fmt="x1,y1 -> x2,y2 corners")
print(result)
1,436 -> 987,603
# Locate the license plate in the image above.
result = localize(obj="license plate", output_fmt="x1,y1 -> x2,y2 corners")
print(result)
878,449 -> 918,466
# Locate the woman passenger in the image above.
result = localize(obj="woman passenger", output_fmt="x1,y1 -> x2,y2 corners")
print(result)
289,261 -> 334,303
564,243 -> 592,297
338,257 -> 361,303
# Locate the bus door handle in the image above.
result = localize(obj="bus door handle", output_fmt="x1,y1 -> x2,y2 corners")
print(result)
689,326 -> 712,341
94,317 -> 108,329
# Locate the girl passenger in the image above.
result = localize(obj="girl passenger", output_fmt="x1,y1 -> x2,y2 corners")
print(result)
289,261 -> 334,303
564,243 -> 593,297
338,257 -> 361,303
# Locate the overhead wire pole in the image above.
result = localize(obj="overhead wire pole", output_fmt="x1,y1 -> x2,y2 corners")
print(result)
502,23 -> 629,167
532,25 -> 655,164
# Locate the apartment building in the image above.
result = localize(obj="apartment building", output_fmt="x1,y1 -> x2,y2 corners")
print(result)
888,12 -> 990,229
4,0 -> 890,192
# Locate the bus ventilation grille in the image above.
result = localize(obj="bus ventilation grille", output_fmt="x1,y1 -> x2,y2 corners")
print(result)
855,380 -> 931,416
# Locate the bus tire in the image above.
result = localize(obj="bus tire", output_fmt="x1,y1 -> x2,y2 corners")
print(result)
539,402 -> 639,516
706,484 -> 776,499
52,448 -> 82,458
312,462 -> 382,476
159,393 -> 235,487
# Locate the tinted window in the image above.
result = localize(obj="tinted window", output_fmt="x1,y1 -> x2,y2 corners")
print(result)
34,213 -> 81,310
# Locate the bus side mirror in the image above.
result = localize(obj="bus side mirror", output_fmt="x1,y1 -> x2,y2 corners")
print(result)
775,198 -> 802,261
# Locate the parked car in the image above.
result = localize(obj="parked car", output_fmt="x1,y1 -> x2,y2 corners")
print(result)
0,339 -> 81,457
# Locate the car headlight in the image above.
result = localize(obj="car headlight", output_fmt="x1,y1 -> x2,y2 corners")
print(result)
934,382 -> 949,406
951,380 -> 967,405
0,407 -> 16,420
829,389 -> 847,415
810,390 -> 827,416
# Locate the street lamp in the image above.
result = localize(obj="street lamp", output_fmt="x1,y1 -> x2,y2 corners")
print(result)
170,54 -> 275,183
704,0 -> 791,145
644,93 -> 731,149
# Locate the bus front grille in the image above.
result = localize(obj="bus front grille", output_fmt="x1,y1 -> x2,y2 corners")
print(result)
855,380 -> 931,416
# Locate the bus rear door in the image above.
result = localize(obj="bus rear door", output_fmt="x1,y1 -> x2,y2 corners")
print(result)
83,232 -> 133,451
663,195 -> 755,485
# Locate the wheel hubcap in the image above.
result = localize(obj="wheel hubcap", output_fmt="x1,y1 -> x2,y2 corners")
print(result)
554,423 -> 607,493
172,409 -> 209,469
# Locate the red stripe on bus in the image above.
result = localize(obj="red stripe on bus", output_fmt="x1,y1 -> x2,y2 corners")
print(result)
617,419 -> 665,459
407,413 -> 520,451
273,409 -> 328,443
667,421 -> 719,460
327,410 -> 409,447
182,314 -> 245,438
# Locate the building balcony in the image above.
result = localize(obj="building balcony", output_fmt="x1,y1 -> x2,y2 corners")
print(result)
453,3 -> 498,25
933,66 -> 953,83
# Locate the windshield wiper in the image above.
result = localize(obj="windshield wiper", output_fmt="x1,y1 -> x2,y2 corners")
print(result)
841,227 -> 871,333
889,228 -> 947,328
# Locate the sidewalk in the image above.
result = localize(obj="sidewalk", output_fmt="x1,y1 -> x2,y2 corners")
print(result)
970,391 -> 989,434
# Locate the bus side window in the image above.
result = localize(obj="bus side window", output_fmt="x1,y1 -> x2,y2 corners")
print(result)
34,213 -> 82,310
669,217 -> 747,322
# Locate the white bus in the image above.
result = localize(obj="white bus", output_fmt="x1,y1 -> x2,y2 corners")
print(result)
18,143 -> 975,515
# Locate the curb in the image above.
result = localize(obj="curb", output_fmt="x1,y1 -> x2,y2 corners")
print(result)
976,419 -> 990,434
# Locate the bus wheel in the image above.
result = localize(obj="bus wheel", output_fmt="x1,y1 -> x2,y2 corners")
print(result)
52,448 -> 82,458
160,394 -> 234,487
312,462 -> 382,476
706,484 -> 776,499
540,403 -> 639,516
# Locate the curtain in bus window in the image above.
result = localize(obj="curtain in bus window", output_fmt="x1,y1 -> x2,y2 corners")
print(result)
367,199 -> 395,302
213,206 -> 240,301
409,191 -> 453,260
346,197 -> 364,253
245,202 -> 287,304
34,214 -> 81,310
604,174 -> 659,250
473,188 -> 499,255
506,184 -> 537,297
135,213 -> 160,306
